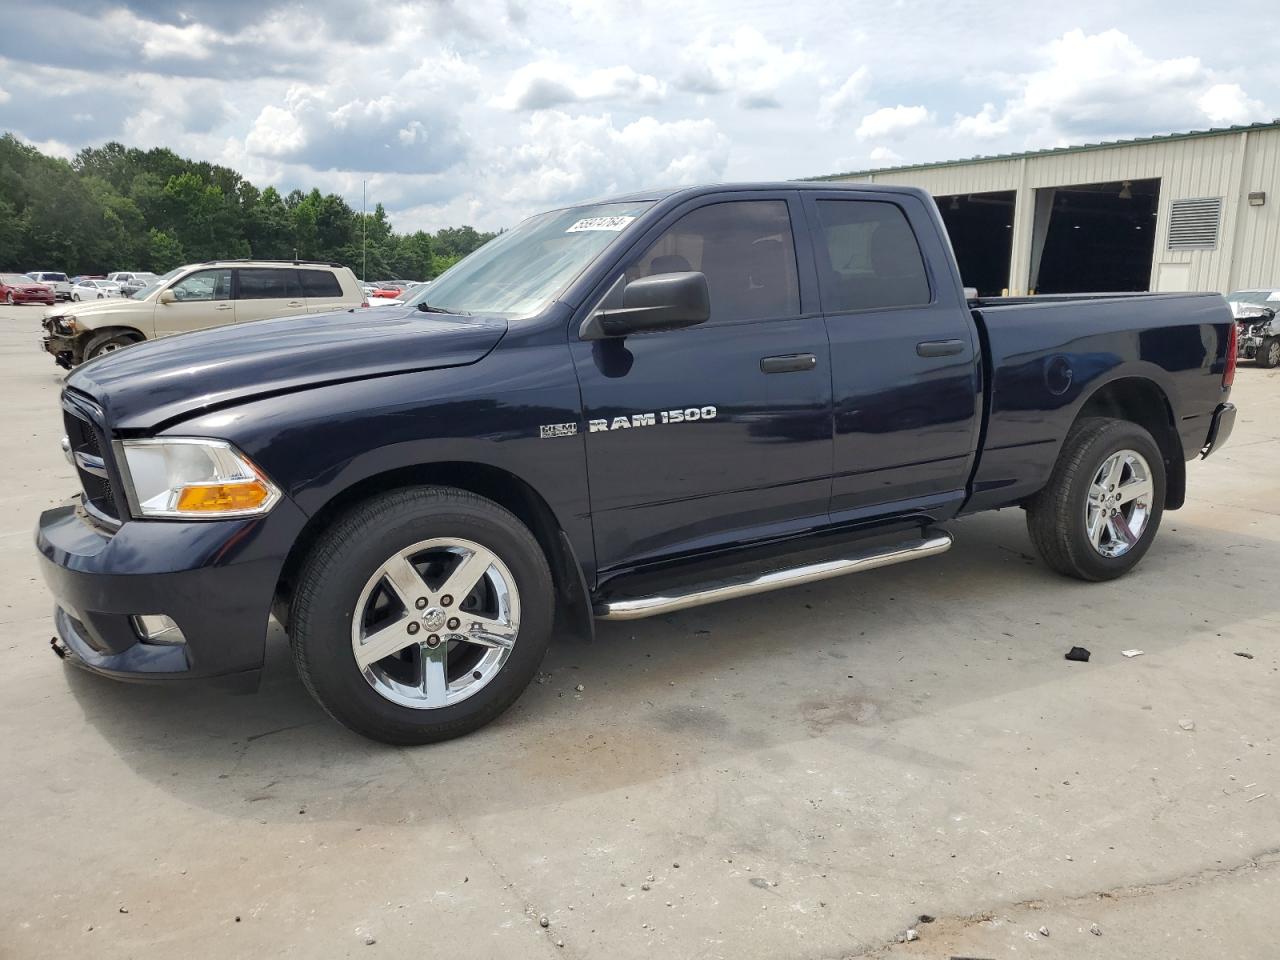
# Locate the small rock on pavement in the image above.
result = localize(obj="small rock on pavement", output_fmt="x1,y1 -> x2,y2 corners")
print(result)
918,914 -> 935,924
575,684 -> 584,692
1091,923 -> 1103,936
1235,651 -> 1254,659
905,928 -> 919,942
539,915 -> 549,928
1038,925 -> 1050,937
364,934 -> 376,945
641,883 -> 651,891
1179,719 -> 1196,731
555,939 -> 564,948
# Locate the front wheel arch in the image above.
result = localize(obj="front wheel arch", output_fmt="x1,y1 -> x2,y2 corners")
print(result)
272,462 -> 593,642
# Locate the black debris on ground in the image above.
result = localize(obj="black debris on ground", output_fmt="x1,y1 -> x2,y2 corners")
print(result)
1064,646 -> 1091,662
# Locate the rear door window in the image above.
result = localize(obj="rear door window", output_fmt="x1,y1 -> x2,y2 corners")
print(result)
812,200 -> 931,312
299,270 -> 343,298
237,268 -> 303,300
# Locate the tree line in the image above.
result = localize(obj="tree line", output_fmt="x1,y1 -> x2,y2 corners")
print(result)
0,134 -> 496,280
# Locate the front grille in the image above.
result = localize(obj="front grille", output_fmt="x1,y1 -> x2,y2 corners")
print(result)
63,399 -> 120,521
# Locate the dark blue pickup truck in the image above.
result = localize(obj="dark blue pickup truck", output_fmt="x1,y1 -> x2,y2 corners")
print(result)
37,183 -> 1237,743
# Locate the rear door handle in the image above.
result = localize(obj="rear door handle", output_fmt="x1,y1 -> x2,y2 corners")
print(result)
214,303 -> 233,311
916,339 -> 964,358
760,353 -> 818,374
285,300 -> 304,308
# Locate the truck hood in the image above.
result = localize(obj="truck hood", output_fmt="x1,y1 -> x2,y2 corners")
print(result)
47,296 -> 141,319
68,307 -> 509,431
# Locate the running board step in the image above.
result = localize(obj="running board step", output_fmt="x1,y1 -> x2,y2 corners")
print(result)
594,528 -> 953,621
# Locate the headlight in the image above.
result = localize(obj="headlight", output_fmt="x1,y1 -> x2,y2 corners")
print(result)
119,438 -> 281,519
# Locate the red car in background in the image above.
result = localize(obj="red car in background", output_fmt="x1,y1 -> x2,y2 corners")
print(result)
1,273 -> 55,305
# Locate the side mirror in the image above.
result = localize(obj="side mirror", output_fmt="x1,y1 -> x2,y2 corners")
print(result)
582,272 -> 710,339
157,289 -> 176,304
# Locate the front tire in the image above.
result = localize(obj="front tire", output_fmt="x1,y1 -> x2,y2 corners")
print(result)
290,486 -> 555,744
72,292 -> 81,302
1026,418 -> 1166,581
1258,337 -> 1280,368
82,330 -> 141,362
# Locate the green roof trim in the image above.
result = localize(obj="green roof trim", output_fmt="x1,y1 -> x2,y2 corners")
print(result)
806,120 -> 1280,182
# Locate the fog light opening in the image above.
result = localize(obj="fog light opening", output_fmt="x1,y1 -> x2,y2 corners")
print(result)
131,614 -> 186,646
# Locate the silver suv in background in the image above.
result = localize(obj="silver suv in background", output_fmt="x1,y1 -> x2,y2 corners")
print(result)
26,271 -> 72,300
42,260 -> 365,367
107,272 -> 159,297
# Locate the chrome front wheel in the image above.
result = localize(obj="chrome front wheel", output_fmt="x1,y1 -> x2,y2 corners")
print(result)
350,538 -> 520,710
1085,449 -> 1153,558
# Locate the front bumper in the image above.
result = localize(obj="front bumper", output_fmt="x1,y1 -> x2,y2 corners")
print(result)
1201,402 -> 1236,459
13,293 -> 56,305
36,497 -> 307,681
42,331 -> 77,368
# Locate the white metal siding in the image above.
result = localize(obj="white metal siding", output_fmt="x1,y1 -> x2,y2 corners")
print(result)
831,126 -> 1280,295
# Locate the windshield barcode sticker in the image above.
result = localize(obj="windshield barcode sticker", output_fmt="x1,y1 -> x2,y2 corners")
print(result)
566,216 -> 636,233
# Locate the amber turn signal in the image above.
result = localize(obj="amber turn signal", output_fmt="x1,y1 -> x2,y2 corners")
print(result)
174,481 -> 273,513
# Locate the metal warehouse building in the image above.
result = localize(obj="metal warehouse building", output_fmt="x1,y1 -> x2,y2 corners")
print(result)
817,120 -> 1280,298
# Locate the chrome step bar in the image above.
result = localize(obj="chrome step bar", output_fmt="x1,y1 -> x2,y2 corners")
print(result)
594,528 -> 953,621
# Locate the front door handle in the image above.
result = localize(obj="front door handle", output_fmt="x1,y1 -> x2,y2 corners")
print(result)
916,339 -> 964,358
214,303 -> 233,311
285,300 -> 304,308
760,353 -> 817,374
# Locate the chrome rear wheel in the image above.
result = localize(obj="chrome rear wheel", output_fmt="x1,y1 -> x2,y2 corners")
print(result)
1085,449 -> 1154,558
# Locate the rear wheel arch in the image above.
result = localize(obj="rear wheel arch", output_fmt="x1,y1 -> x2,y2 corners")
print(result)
1070,377 -> 1185,510
273,461 -> 593,640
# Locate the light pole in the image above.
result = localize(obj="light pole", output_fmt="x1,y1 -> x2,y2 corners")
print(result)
362,179 -> 367,283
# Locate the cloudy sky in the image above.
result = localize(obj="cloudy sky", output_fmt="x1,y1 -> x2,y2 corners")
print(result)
0,0 -> 1275,232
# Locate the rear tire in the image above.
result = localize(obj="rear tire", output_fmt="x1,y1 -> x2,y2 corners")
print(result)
82,330 -> 141,362
290,486 -> 555,745
4,292 -> 12,305
1026,418 -> 1166,581
1257,337 -> 1280,368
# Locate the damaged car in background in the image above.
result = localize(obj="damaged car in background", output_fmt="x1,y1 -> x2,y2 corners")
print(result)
1229,288 -> 1280,367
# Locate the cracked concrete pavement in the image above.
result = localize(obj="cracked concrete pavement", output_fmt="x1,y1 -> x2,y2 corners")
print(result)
1,305 -> 1276,958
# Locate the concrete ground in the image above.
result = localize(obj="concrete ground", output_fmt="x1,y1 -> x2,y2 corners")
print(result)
1,303 -> 1276,960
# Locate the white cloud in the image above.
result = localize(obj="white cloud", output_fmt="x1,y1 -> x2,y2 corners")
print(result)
952,29 -> 1271,143
817,67 -> 871,129
0,86 -> 9,105
677,26 -> 817,109
493,62 -> 666,111
498,110 -> 730,206
245,103 -> 307,157
1197,83 -> 1266,126
868,145 -> 903,164
856,104 -> 931,139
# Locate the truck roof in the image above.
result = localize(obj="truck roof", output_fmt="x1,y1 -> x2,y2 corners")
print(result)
581,181 -> 927,206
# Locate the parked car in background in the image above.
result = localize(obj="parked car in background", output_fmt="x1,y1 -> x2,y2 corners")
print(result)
41,260 -> 365,367
1,273 -> 55,306
33,182 -> 1237,744
71,279 -> 123,300
26,271 -> 71,300
1227,288 -> 1280,366
107,272 -> 159,297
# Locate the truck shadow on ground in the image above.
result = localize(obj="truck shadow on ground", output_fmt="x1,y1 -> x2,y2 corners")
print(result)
64,509 -> 1278,826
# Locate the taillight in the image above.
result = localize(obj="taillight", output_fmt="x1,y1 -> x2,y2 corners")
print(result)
1224,321 -> 1237,388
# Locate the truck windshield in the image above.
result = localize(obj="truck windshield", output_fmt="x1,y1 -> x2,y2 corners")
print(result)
401,200 -> 654,318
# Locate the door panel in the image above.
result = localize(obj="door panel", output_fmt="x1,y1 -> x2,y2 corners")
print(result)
803,193 -> 981,520
571,193 -> 833,573
154,268 -> 232,337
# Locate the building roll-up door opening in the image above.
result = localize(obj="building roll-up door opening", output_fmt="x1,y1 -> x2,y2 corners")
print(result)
1029,178 -> 1160,294
935,190 -> 1015,297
